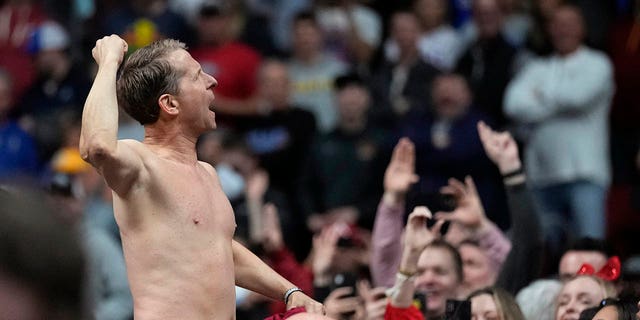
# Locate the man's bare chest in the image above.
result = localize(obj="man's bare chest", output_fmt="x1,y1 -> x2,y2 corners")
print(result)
146,163 -> 236,235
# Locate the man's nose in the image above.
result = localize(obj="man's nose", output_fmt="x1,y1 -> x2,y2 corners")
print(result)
207,74 -> 218,89
417,270 -> 436,286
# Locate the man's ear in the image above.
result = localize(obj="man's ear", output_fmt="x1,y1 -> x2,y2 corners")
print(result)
158,93 -> 179,116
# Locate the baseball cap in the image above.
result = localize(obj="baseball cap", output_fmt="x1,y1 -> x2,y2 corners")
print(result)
199,0 -> 232,17
26,21 -> 70,54
50,148 -> 90,175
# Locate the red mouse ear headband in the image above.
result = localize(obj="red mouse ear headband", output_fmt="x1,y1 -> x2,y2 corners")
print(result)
576,256 -> 621,281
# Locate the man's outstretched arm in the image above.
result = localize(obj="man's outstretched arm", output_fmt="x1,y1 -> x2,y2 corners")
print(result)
232,240 -> 324,314
79,35 -> 143,196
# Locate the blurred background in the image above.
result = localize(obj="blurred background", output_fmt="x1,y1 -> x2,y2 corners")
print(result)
0,0 -> 638,319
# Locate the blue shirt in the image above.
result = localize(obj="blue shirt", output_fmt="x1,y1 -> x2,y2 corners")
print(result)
0,120 -> 40,180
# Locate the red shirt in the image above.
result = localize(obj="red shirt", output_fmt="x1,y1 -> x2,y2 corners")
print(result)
264,306 -> 306,320
191,41 -> 261,99
384,304 -> 425,320
0,3 -> 47,99
265,248 -> 314,314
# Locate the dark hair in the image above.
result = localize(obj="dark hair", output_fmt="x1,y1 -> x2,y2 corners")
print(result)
334,73 -> 366,91
612,298 -> 640,320
116,39 -> 187,125
0,189 -> 86,318
580,297 -> 640,320
412,0 -> 450,20
293,10 -> 318,27
433,72 -> 470,88
427,239 -> 464,282
390,8 -> 420,24
565,237 -> 613,257
578,306 -> 599,320
468,287 -> 526,320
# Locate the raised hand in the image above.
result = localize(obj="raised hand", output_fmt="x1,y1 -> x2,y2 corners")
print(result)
246,170 -> 270,243
261,203 -> 284,253
311,225 -> 341,285
91,35 -> 128,67
394,206 -> 443,307
357,280 -> 387,320
477,121 -> 521,174
323,287 -> 361,319
245,169 -> 269,201
383,138 -> 419,204
403,206 -> 441,254
434,176 -> 487,231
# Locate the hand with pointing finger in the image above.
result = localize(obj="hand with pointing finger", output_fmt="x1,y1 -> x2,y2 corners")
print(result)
477,121 -> 521,175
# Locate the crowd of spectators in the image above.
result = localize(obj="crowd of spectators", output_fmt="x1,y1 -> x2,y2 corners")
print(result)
1,0 -> 639,319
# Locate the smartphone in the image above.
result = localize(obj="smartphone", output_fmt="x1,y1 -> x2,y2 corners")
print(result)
336,236 -> 356,248
445,299 -> 471,320
413,292 -> 428,316
406,191 -> 455,235
331,272 -> 358,295
406,191 -> 457,214
329,272 -> 358,317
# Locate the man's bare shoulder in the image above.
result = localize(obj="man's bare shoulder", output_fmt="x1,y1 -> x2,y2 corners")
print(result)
116,139 -> 162,165
118,139 -> 150,154
197,161 -> 227,191
197,160 -> 217,177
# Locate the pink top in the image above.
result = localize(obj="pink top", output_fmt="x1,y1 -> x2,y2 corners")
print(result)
371,200 -> 511,288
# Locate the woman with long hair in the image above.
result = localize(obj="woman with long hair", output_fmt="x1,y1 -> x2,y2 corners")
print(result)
555,275 -> 617,320
468,286 -> 526,320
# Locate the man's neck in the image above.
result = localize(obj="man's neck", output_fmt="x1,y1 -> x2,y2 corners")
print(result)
143,125 -> 199,164
422,20 -> 442,34
397,47 -> 418,66
339,118 -> 366,134
556,45 -> 581,57
296,51 -> 320,65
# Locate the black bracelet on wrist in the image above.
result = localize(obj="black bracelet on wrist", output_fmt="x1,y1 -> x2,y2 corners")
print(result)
502,167 -> 524,179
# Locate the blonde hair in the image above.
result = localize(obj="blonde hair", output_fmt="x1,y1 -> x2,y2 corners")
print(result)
590,276 -> 617,298
554,275 -> 618,318
567,275 -> 617,299
469,286 -> 526,320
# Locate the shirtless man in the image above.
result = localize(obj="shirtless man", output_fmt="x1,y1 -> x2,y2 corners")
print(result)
79,35 -> 323,319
